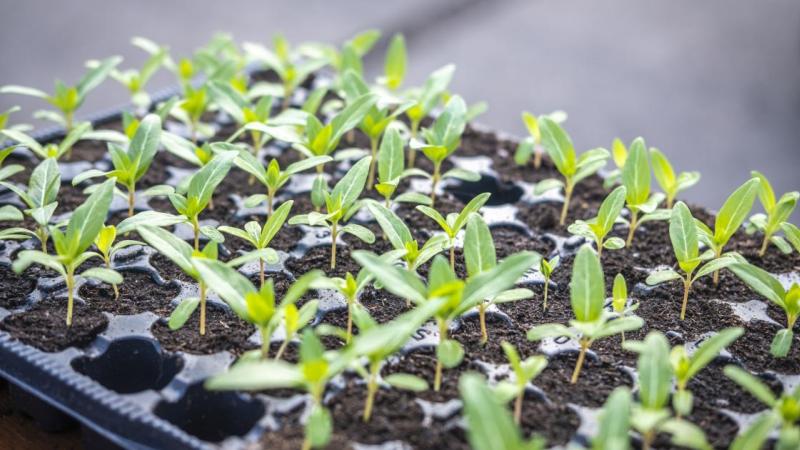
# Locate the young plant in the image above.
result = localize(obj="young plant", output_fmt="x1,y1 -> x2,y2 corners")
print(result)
94,224 -> 143,299
353,249 -> 538,391
88,39 -> 167,111
494,341 -> 547,424
288,157 -> 375,269
621,138 -> 667,246
694,177 -> 761,285
650,147 -> 700,209
373,127 -> 431,207
2,121 -> 93,160
459,373 -> 546,450
728,262 -> 800,357
602,138 -> 627,189
590,387 -> 633,450
218,200 -> 293,286
534,118 -> 609,226
379,33 -> 407,91
515,110 -> 567,170
611,273 -> 638,343
234,151 -> 331,215
527,245 -> 644,383
0,158 -> 61,251
172,85 -> 211,142
724,365 -> 800,450
669,327 -> 743,417
646,201 -> 742,320
209,81 -> 274,152
567,185 -> 627,257
12,179 -> 119,326
1,56 -> 121,130
539,255 -> 560,310
464,213 -> 536,343
71,114 -> 162,217
403,65 -> 454,165
416,192 -> 491,270
747,170 -> 799,256
206,330 -> 350,450
410,95 -> 480,204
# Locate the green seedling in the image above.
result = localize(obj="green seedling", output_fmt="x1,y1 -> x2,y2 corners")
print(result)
747,171 -> 799,256
724,365 -> 800,450
527,245 -> 644,383
669,327 -> 743,417
515,110 -> 567,170
206,330 -> 350,450
88,39 -> 166,110
646,202 -> 742,320
695,177 -> 761,285
611,273 -> 639,343
602,138 -> 628,189
464,214 -> 536,343
416,192 -> 491,270
1,56 -> 121,130
159,130 -> 217,169
94,224 -> 143,299
218,200 -> 293,286
534,118 -> 609,226
71,114 -> 162,217
380,33 -> 407,91
209,81 -> 275,152
172,85 -> 211,142
410,95 -> 480,205
459,373 -> 546,450
568,185 -> 627,257
289,157 -> 375,269
353,249 -> 538,391
494,341 -> 547,424
0,158 -> 61,251
310,29 -> 381,88
403,65 -> 454,165
620,138 -> 668,246
2,121 -> 93,160
539,255 -> 560,310
650,147 -> 700,209
12,179 -> 118,326
372,127 -> 431,207
728,262 -> 800,357
591,387 -> 633,450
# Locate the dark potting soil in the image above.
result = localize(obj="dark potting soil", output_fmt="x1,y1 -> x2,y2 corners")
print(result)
150,304 -> 256,356
0,264 -> 41,309
78,269 -> 181,316
535,351 -> 633,408
0,299 -> 108,352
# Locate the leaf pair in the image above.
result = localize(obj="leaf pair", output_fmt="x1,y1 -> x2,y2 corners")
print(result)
568,185 -> 626,255
746,171 -> 799,256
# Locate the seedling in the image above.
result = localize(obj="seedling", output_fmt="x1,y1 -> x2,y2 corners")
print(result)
71,114 -> 162,217
1,56 -> 121,130
191,257 -> 321,359
380,33 -> 407,91
494,341 -> 547,424
159,131 -> 217,169
746,171 -> 799,256
539,255 -> 560,310
403,65 -> 454,166
459,373 -> 546,450
650,147 -> 700,209
669,327 -> 743,417
218,200 -> 293,286
646,202 -> 741,320
527,245 -> 644,383
464,214 -> 536,343
88,39 -> 166,111
206,330 -> 350,450
694,177 -> 760,285
2,121 -> 93,160
12,179 -> 119,326
611,274 -> 639,343
620,138 -> 668,246
353,249 -> 538,391
416,192 -> 491,270
534,118 -> 609,225
410,95 -> 480,204
728,262 -> 800,357
591,387 -> 633,450
94,224 -> 143,299
724,365 -> 800,449
234,151 -> 331,215
172,85 -> 212,142
289,157 -> 375,269
602,138 -> 627,189
515,110 -> 567,170
209,81 -> 274,152
568,186 -> 627,257
0,158 -> 61,251
372,127 -> 431,207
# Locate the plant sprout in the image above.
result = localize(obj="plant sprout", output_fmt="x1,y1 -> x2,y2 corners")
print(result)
650,147 -> 700,209
601,138 -> 627,189
539,255 -> 559,310
515,110 -> 567,170
728,262 -> 800,357
353,250 -> 538,391
527,245 -> 644,383
465,213 -> 536,343
206,330 -> 350,450
172,85 -> 212,142
1,56 -> 121,130
568,185 -> 627,257
94,224 -> 143,299
611,273 -> 639,343
620,138 -> 667,246
694,177 -> 760,285
494,341 -> 547,424
12,179 -> 119,326
416,192 -> 491,270
590,387 -> 633,450
88,40 -> 166,111
289,157 -> 375,269
410,95 -> 480,204
373,127 -> 431,207
72,114 -> 162,217
0,158 -> 61,251
747,171 -> 799,256
218,200 -> 293,286
646,202 -> 741,320
308,29 -> 380,89
2,121 -> 93,160
379,33 -> 407,91
403,65 -> 454,165
534,118 -> 609,226
209,81 -> 274,152
723,365 -> 800,450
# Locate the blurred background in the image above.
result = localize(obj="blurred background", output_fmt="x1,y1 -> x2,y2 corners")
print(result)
1,0 -> 799,213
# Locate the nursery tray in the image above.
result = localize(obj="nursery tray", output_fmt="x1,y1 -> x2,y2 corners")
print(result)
1,70 -> 799,450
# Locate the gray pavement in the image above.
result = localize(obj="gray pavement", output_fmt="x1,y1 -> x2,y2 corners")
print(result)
1,0 -> 799,216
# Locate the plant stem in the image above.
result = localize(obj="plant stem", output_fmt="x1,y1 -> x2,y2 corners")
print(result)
260,325 -> 270,359
282,85 -> 291,109
621,330 -> 626,344
106,257 -> 119,300
430,162 -> 441,206
267,190 -> 274,216
192,217 -> 200,251
259,258 -> 265,287
408,121 -> 419,168
434,319 -> 448,392
571,339 -> 589,384
626,210 -> 639,247
199,280 -> 207,336
478,303 -> 488,344
642,431 -> 654,450
38,227 -> 48,253
680,278 -> 691,321
758,234 -> 770,257
712,248 -> 722,286
363,362 -> 379,422
367,137 -> 378,190
65,266 -> 75,327
533,148 -> 542,169
275,338 -> 289,360
127,184 -> 136,218
596,237 -> 604,258
559,181 -> 574,226
543,279 -> 550,310
330,221 -> 338,270
514,392 -> 523,425
449,244 -> 455,271
346,298 -> 354,344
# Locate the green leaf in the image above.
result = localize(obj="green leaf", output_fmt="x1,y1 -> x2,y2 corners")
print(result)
596,186 -> 627,237
685,327 -> 743,379
781,222 -> 800,253
645,269 -> 682,286
527,323 -> 575,341
635,332 -> 672,409
729,413 -> 778,450
0,205 -> 22,221
168,297 -> 200,330
340,223 -> 375,243
442,168 -> 480,182
660,419 -> 712,450
331,156 -> 371,211
570,245 -> 604,322
192,258 -> 254,320
771,329 -> 793,358
377,127 -> 404,183
621,138 -> 650,207
260,200 -> 293,246
453,192 -> 491,233
205,359 -> 304,390
384,373 -> 428,392
537,117 -> 576,177
77,56 -> 122,98
670,201 -> 699,265
462,251 -> 538,308
187,150 -> 236,209
751,170 -> 776,212
383,34 -> 407,90
307,405 -> 332,448
592,387 -> 632,450
367,201 -> 412,250
330,93 -> 376,143
723,365 -> 777,406
64,178 -> 115,258
128,114 -> 162,181
351,250 -> 427,304
81,267 -> 122,284
138,225 -> 195,277
714,178 -> 760,248
459,373 -> 527,450
650,148 -> 675,193
464,214 -> 496,277
728,263 -> 785,305
28,157 -> 60,208
116,211 -> 186,234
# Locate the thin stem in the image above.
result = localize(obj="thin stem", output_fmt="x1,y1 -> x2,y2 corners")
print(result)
260,325 -> 270,359
680,278 -> 691,321
514,392 -> 523,424
267,189 -> 274,216
38,227 -> 48,253
282,85 -> 291,109
363,362 -> 379,422
408,121 -> 419,168
758,233 -> 770,257
430,162 -> 441,206
65,266 -> 75,327
106,257 -> 119,300
259,258 -> 265,287
478,303 -> 488,344
192,217 -> 200,251
543,279 -> 550,310
346,298 -> 354,344
199,280 -> 207,336
642,431 -> 654,450
533,148 -> 542,169
367,137 -> 378,190
330,222 -> 338,270
208,195 -> 215,211
626,210 -> 639,247
596,237 -> 604,258
559,181 -> 573,226
127,184 -> 136,218
274,338 -> 289,360
449,244 -> 455,271
621,330 -> 626,345
251,130 -> 262,155
434,318 -> 448,392
712,248 -> 722,286
570,339 -> 589,384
